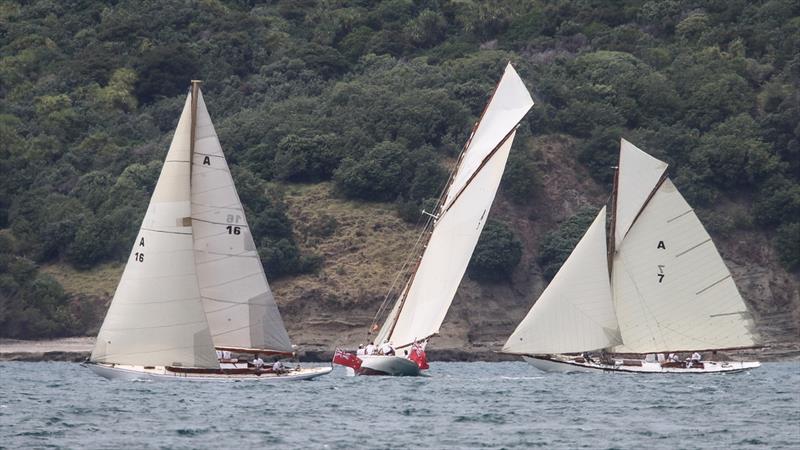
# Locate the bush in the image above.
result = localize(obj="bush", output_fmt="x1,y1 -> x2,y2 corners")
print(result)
775,222 -> 800,271
468,220 -> 522,281
537,208 -> 597,281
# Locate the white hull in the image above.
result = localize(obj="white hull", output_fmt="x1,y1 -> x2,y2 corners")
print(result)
355,355 -> 421,376
522,356 -> 760,374
86,363 -> 332,382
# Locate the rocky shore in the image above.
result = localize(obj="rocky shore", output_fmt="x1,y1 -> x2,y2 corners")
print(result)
2,337 -> 798,363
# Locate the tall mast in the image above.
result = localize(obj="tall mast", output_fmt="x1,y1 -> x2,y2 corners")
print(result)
607,165 -> 619,274
190,80 -> 201,184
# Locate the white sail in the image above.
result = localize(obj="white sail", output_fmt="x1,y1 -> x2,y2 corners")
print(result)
443,63 -> 534,211
614,138 -> 668,249
190,90 -> 293,354
612,178 -> 758,352
387,132 -> 518,348
91,94 -> 219,368
503,207 -> 622,354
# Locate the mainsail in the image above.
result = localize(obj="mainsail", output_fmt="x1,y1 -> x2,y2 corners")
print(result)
504,139 -> 758,356
503,207 -> 621,354
190,90 -> 293,354
612,177 -> 758,353
91,94 -> 219,368
376,63 -> 534,349
92,83 -> 295,367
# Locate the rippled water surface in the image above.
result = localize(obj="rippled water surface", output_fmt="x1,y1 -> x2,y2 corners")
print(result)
1,361 -> 798,448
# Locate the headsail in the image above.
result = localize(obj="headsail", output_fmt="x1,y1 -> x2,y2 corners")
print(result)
443,63 -> 534,211
612,178 -> 758,353
613,139 -> 668,249
503,207 -> 621,354
190,89 -> 293,354
91,94 -> 219,368
380,63 -> 534,349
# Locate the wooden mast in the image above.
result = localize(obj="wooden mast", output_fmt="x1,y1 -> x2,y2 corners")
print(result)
189,80 -> 201,184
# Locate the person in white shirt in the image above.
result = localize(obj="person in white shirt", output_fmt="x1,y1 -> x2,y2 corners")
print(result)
356,344 -> 365,356
365,343 -> 376,355
691,352 -> 702,361
668,353 -> 679,362
252,355 -> 264,370
380,340 -> 395,356
272,360 -> 285,373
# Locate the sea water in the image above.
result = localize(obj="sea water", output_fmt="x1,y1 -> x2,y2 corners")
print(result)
0,361 -> 797,448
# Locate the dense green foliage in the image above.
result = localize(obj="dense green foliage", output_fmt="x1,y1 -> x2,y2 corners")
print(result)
1,0 -> 798,337
469,220 -> 522,281
537,208 -> 599,281
0,233 -> 79,338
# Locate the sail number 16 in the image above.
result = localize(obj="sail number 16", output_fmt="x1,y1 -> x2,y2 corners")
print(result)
226,225 -> 241,235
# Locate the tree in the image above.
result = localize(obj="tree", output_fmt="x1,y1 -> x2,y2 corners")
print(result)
537,208 -> 597,281
468,220 -> 522,281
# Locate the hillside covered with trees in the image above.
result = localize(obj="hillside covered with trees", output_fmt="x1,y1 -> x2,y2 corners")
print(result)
1,0 -> 798,351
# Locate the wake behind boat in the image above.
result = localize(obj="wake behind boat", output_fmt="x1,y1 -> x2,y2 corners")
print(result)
503,139 -> 761,374
86,81 -> 330,382
333,63 -> 534,376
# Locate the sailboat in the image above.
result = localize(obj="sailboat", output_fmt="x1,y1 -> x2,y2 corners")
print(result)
85,81 -> 332,381
502,139 -> 761,373
333,63 -> 534,376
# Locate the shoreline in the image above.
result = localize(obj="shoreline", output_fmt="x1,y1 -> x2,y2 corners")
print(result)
2,338 -> 799,363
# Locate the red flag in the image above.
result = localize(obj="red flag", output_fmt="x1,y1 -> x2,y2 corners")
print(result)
332,348 -> 362,370
409,342 -> 429,370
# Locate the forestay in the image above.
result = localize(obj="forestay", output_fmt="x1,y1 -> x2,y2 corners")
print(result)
91,95 -> 219,369
613,139 -> 668,250
612,178 -> 758,353
190,90 -> 293,354
503,207 -> 622,354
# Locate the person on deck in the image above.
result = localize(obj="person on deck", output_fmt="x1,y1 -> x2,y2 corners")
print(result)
365,343 -> 376,355
252,354 -> 264,370
380,340 -> 395,356
272,360 -> 285,374
356,344 -> 365,356
581,352 -> 595,363
691,352 -> 702,361
668,353 -> 680,362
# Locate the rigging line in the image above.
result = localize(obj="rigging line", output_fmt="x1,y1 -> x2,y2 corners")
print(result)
164,160 -> 191,164
140,227 -> 192,235
371,69 -> 509,335
203,295 -> 269,307
439,125 -> 518,218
